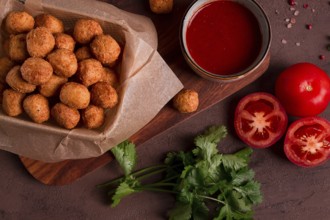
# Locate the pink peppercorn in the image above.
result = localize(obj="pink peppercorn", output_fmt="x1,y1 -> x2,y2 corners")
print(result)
288,0 -> 296,6
319,55 -> 326,60
306,24 -> 312,30
303,4 -> 309,9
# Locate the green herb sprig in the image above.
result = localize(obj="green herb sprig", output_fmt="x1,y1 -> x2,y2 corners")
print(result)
97,125 -> 262,220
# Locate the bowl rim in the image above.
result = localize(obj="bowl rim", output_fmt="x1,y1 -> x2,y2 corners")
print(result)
180,0 -> 272,81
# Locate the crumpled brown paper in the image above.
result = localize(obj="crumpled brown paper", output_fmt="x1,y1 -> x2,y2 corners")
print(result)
0,0 -> 183,162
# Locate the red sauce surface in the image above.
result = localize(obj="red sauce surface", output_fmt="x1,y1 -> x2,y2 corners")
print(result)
186,0 -> 262,75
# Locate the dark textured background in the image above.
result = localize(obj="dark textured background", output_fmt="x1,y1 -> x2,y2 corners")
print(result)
1,0 -> 330,219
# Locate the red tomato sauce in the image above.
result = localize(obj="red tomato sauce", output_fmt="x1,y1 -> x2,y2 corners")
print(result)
186,0 -> 262,75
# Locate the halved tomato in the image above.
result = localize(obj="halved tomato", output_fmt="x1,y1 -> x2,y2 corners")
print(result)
234,92 -> 288,148
284,117 -> 330,167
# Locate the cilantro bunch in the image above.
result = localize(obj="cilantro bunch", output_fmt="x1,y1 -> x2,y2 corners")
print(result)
97,125 -> 262,220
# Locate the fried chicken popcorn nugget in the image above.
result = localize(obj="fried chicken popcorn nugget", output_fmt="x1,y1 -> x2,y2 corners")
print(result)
0,57 -> 15,84
73,19 -> 103,44
35,14 -> 64,34
5,11 -> 35,34
51,103 -> 80,129
99,67 -> 118,87
54,33 -> 76,52
21,58 -> 53,85
59,82 -> 90,109
75,46 -> 92,61
26,27 -> 55,58
8,34 -> 29,62
173,89 -> 199,113
6,66 -> 36,93
77,58 -> 103,87
91,82 -> 118,109
81,105 -> 105,129
90,34 -> 121,67
23,94 -> 50,123
47,49 -> 78,77
149,0 -> 173,14
39,74 -> 68,97
2,89 -> 26,116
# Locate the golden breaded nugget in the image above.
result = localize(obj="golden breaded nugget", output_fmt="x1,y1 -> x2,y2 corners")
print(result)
51,103 -> 80,129
75,46 -> 92,61
26,27 -> 55,58
35,14 -> 64,34
47,49 -> 78,77
99,67 -> 118,87
59,82 -> 90,109
73,19 -> 103,44
90,82 -> 118,109
6,66 -> 36,93
21,58 -> 53,85
8,34 -> 29,62
0,57 -> 15,84
149,0 -> 173,14
77,58 -> 103,87
173,89 -> 199,113
81,105 -> 105,129
23,94 -> 50,123
55,33 -> 76,52
38,74 -> 68,97
5,11 -> 35,34
90,34 -> 121,67
2,89 -> 26,116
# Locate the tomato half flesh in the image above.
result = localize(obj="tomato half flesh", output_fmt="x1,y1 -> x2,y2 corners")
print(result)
284,117 -> 330,167
234,92 -> 288,148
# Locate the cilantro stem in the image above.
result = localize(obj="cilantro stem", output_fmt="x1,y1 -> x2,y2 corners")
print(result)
143,182 -> 177,188
133,165 -> 168,177
137,187 -> 178,194
97,165 -> 168,188
136,168 -> 168,181
158,174 -> 180,183
197,195 -> 226,205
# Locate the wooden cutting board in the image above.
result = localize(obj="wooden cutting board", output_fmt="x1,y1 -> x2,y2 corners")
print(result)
19,0 -> 271,185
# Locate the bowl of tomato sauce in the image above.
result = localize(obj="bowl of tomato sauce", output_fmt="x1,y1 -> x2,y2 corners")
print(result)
181,0 -> 271,82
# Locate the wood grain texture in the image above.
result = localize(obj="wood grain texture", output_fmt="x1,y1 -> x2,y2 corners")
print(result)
19,0 -> 271,185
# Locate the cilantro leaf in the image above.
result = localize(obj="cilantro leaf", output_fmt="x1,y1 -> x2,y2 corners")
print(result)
198,125 -> 228,144
111,141 -> 136,176
214,204 -> 231,220
234,181 -> 263,205
192,197 -> 209,220
234,148 -> 253,163
168,201 -> 192,220
232,168 -> 255,186
193,126 -> 227,162
111,177 -> 140,207
221,154 -> 247,171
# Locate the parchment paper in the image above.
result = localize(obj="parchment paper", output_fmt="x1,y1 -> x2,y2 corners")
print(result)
0,0 -> 183,162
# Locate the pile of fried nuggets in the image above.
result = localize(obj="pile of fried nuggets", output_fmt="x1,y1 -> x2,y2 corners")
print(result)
0,11 -> 120,129
0,2 -> 200,130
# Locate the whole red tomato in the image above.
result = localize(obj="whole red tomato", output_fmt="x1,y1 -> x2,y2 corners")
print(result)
275,63 -> 330,117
